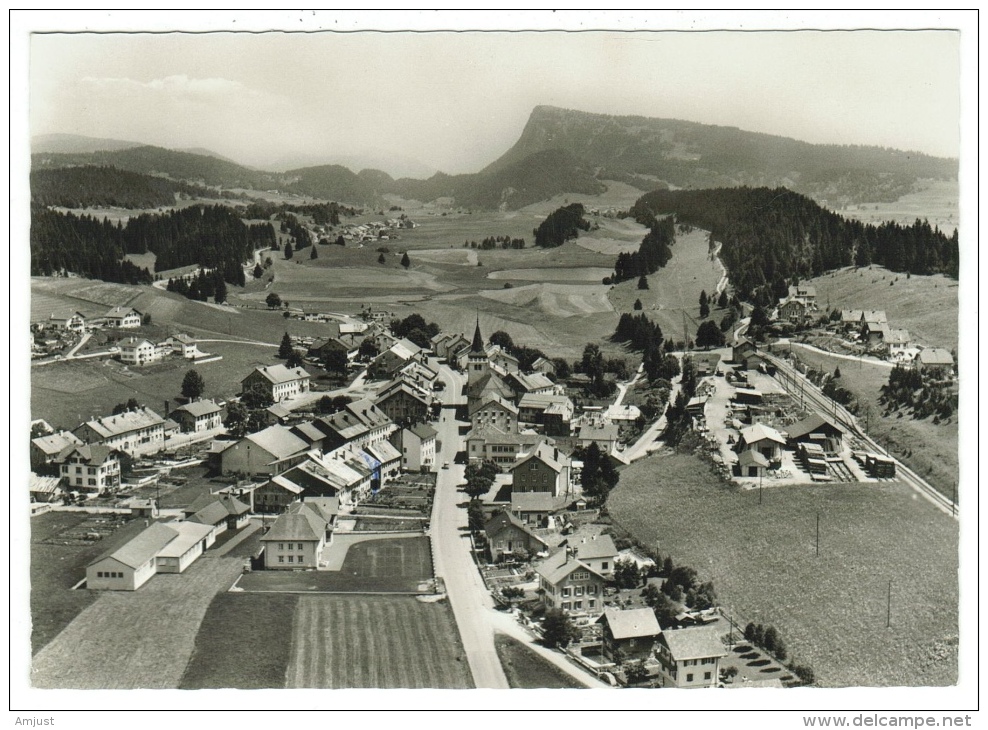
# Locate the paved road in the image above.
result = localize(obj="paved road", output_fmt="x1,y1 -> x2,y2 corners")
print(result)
430,366 -> 509,689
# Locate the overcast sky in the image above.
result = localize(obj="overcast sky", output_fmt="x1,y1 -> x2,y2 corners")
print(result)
30,28 -> 960,176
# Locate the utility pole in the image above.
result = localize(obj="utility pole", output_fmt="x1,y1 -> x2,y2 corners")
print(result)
759,471 -> 763,505
815,512 -> 820,557
886,580 -> 892,628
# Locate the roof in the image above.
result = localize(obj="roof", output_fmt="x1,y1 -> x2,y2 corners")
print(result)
512,440 -> 567,474
266,403 -> 292,419
510,492 -> 568,513
32,430 -> 83,456
291,421 -> 327,444
119,337 -> 155,348
466,425 -> 543,448
408,423 -> 438,441
305,452 -> 367,487
317,411 -> 370,441
604,404 -> 641,421
471,317 -> 485,353
78,407 -> 164,439
246,425 -> 310,461
172,399 -> 222,418
885,329 -> 911,345
860,309 -> 888,324
188,501 -> 230,527
535,549 -> 606,585
157,521 -> 214,558
661,628 -> 728,661
577,421 -> 619,442
186,493 -> 251,517
377,381 -> 430,406
739,424 -> 786,446
106,306 -> 142,318
518,393 -> 572,410
916,348 -> 954,365
737,450 -> 769,468
464,371 -> 516,402
565,533 -> 618,561
244,364 -> 310,386
510,372 -> 554,392
469,393 -> 519,416
29,473 -> 62,494
484,510 -> 549,546
785,413 -> 844,440
261,509 -> 327,542
268,475 -> 304,494
57,443 -> 117,466
365,439 -> 401,464
599,608 -> 661,640
298,497 -> 340,521
90,522 -> 177,569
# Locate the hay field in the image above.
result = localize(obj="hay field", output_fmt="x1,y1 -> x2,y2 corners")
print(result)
518,179 -> 647,216
576,217 -> 649,255
839,179 -> 958,236
286,595 -> 473,688
486,267 -> 613,282
800,266 -> 958,350
608,452 -> 959,687
480,282 -> 614,317
31,555 -> 243,689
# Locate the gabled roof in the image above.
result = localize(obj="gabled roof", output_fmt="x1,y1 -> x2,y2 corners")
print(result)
119,337 -> 155,348
484,510 -> 549,547
785,413 -> 844,440
78,407 -> 164,439
90,522 -> 177,569
266,403 -> 292,419
518,393 -> 572,410
885,329 -> 911,345
469,393 -> 519,416
188,501 -> 230,527
512,440 -> 567,474
661,628 -> 728,661
30,473 -> 62,494
599,608 -> 661,640
377,381 -> 430,406
268,475 -> 304,494
57,443 -> 118,466
510,492 -> 568,513
737,450 -> 769,468
172,399 -> 222,418
916,348 -> 954,365
509,371 -> 554,393
186,493 -> 251,519
244,364 -> 310,386
157,521 -> 214,557
464,371 -> 516,402
246,425 -> 310,461
408,423 -> 438,441
318,411 -> 370,442
291,421 -> 327,445
299,497 -> 340,521
739,424 -> 786,446
565,533 -> 617,561
32,430 -> 83,456
261,508 -> 326,542
535,548 -> 606,585
105,306 -> 142,318
365,439 -> 401,464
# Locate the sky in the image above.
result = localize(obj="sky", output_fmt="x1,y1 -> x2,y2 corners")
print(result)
26,17 -> 962,176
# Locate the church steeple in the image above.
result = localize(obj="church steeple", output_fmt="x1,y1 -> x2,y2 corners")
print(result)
471,315 -> 485,353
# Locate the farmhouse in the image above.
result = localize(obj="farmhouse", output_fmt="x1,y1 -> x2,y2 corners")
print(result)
860,321 -> 891,348
57,444 -> 122,494
170,399 -> 223,433
603,404 -> 642,436
398,423 -> 437,472
118,337 -> 161,366
778,298 -> 808,325
484,510 -> 550,562
531,356 -> 557,377
219,425 -> 310,476
536,548 -> 607,615
48,311 -> 87,332
656,628 -> 727,688
375,380 -> 431,422
30,429 -> 83,472
73,407 -> 166,458
261,501 -> 333,569
597,608 -> 662,664
241,364 -> 311,403
787,284 -> 817,305
693,352 -> 722,377
307,337 -> 355,363
104,306 -> 143,328
506,371 -> 555,397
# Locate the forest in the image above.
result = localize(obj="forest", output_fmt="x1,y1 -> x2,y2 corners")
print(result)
30,166 -> 218,209
612,215 -> 675,282
629,187 -> 959,302
533,202 -> 591,248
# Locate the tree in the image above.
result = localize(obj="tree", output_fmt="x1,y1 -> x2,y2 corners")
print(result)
378,253 -> 386,264
284,241 -> 294,260
278,332 -> 294,359
286,350 -> 304,369
695,320 -> 726,348
581,442 -> 618,506
30,421 -> 53,439
400,252 -> 410,269
613,558 -> 642,589
323,349 -> 348,376
651,590 -> 680,627
310,246 -> 318,260
142,313 -> 152,326
489,330 -> 515,351
253,263 -> 264,278
541,609 -> 579,648
225,401 -> 250,438
699,290 -> 708,307
112,398 -> 141,415
699,300 -> 710,319
750,305 -> 770,328
358,339 -> 379,360
214,278 -> 228,304
266,292 -> 282,309
181,369 -> 205,400
763,626 -> 779,654
637,275 -> 649,290
624,660 -> 649,686
633,298 -> 643,310
717,290 -> 729,309
833,366 -> 842,380
467,500 -> 486,532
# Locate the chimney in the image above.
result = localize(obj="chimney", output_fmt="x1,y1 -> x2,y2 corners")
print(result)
163,400 -> 170,417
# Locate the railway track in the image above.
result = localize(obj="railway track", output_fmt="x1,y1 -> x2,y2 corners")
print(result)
763,351 -> 958,520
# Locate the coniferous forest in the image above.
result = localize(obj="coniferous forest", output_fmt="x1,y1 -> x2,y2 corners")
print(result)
30,205 -> 276,287
629,187 -> 959,302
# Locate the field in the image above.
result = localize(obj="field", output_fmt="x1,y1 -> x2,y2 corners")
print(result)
30,511 -> 151,654
179,593 -> 300,689
575,216 -> 650,255
782,342 -> 958,498
607,451 -> 959,687
286,595 -> 474,688
801,266 -> 958,350
31,554 -> 244,688
237,535 -> 433,593
838,179 -> 958,237
494,634 -> 586,689
486,267 -> 614,282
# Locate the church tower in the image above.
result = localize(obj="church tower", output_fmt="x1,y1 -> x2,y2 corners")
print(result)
467,316 -> 489,386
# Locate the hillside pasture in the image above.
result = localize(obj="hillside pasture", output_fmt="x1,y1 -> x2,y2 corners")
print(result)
576,216 -> 650,254
838,179 -> 958,237
285,595 -> 473,688
607,451 -> 958,687
517,179 -> 647,216
801,266 -> 958,350
480,282 -> 614,317
31,554 -> 243,688
486,267 -> 613,282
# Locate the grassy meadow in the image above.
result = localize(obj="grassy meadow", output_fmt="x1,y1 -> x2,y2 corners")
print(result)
494,634 -> 587,689
838,179 -> 958,237
607,451 -> 959,687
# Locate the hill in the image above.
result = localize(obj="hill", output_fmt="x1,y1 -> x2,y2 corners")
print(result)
483,105 -> 958,206
32,133 -> 143,155
31,166 -> 219,209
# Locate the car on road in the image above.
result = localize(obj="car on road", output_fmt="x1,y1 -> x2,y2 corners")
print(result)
442,462 -> 450,469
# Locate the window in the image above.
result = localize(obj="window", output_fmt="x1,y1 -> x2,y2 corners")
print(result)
562,587 -> 570,597
574,601 -> 582,610
97,571 -> 103,578
686,674 -> 694,683
287,556 -> 294,563
279,543 -> 284,550
297,543 -> 303,550
561,602 -> 571,611
588,599 -> 595,608
587,585 -> 597,595
704,672 -> 712,681
88,467 -> 96,475
602,562 -> 609,570
574,586 -> 584,597
278,556 -> 284,563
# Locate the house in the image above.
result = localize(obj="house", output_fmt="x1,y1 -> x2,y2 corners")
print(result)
31,430 -> 83,472
487,345 -> 520,374
155,521 -> 215,574
170,399 -> 223,433
469,394 -> 519,434
184,493 -> 251,535
778,298 -> 808,325
364,439 -> 402,484
398,423 -> 438,472
735,449 -> 769,478
57,444 -> 122,494
484,510 -> 550,562
883,329 -> 914,362
603,404 -> 642,437
290,420 -> 330,452
518,393 -> 574,435
397,359 -> 439,391
86,522 -> 179,591
464,371 -> 517,405
598,608 -> 662,664
166,333 -> 200,358
314,410 -> 370,452
307,337 -> 355,363
465,425 -> 544,467
253,475 -> 304,513
118,337 -> 161,365
787,285 -> 817,305
656,628 -> 728,688
343,399 -> 396,447
265,402 -> 293,426
30,473 -> 64,503
261,501 -> 333,569
510,441 -> 570,497
73,407 -> 166,457
506,371 -> 555,396
573,420 -> 620,453
531,356 -> 557,377
731,339 -> 757,365
535,548 -> 608,615
375,380 -> 431,422
49,311 -> 87,332
219,425 -> 310,476
562,533 -> 618,578
510,491 -> 570,527
693,353 -> 722,377
860,321 -> 891,348
369,347 -> 411,380
241,364 -> 311,403
785,413 -> 844,454
104,307 -> 143,328
735,424 -> 786,463
914,348 -> 955,374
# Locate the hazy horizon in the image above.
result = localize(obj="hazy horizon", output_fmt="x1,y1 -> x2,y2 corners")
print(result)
31,30 -> 960,177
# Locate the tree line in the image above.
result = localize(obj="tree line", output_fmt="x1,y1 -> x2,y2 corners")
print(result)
463,235 -> 526,250
612,214 -> 675,283
31,165 -> 217,209
628,187 -> 959,302
533,203 -> 590,248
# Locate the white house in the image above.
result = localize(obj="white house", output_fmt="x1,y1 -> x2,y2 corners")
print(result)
104,307 -> 143,328
118,337 -> 161,365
